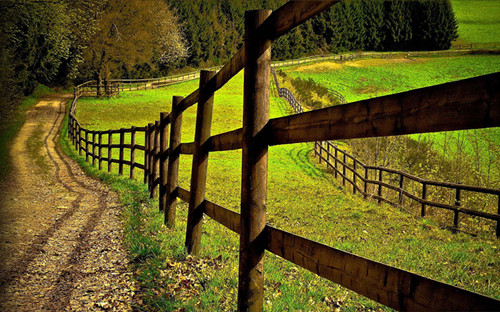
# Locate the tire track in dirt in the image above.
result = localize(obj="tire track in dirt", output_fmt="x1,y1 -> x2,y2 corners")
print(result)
0,94 -> 135,311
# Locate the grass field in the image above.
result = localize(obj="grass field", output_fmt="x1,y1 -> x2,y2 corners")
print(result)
72,56 -> 500,310
451,0 -> 500,44
282,55 -> 500,182
283,55 -> 500,103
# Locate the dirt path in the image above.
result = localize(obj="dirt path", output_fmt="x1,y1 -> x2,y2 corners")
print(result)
0,94 -> 135,311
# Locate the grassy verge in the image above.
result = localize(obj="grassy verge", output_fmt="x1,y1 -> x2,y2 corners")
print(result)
68,63 -> 500,310
0,84 -> 54,180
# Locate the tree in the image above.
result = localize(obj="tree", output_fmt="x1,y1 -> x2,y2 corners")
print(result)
363,0 -> 385,50
382,0 -> 412,50
76,0 -> 188,95
411,0 -> 458,50
0,0 -> 72,102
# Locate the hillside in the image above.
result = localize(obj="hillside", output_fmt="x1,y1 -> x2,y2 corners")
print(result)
73,55 -> 500,310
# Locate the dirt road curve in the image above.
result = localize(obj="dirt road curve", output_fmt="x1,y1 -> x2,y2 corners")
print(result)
0,94 -> 135,311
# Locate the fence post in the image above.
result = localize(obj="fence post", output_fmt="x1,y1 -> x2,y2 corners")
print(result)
92,131 -> 97,166
78,127 -> 83,155
350,159 -> 356,194
68,114 -> 72,139
378,169 -> 382,204
497,195 -> 499,238
421,183 -> 427,217
144,125 -> 149,184
185,70 -> 216,255
165,96 -> 183,227
399,175 -> 404,206
130,127 -> 136,179
334,147 -> 338,179
119,129 -> 125,175
152,121 -> 160,197
326,142 -> 331,168
342,152 -> 346,186
148,123 -> 156,197
98,132 -> 103,170
364,167 -> 368,198
108,130 -> 113,172
159,112 -> 170,213
454,187 -> 461,231
72,119 -> 77,147
238,9 -> 271,311
87,130 -> 91,162
318,142 -> 322,164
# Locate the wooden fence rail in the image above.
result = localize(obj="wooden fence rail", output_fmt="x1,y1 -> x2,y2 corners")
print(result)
73,44 -> 500,100
270,59 -> 500,237
67,1 -> 500,310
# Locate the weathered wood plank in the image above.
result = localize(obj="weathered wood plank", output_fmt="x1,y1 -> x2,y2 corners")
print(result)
205,201 -> 241,234
267,73 -> 500,145
177,186 -> 190,202
165,96 -> 183,228
208,128 -> 243,151
259,1 -> 339,41
177,48 -> 246,114
238,9 -> 271,311
179,142 -> 195,155
186,70 -> 216,255
265,226 -> 500,311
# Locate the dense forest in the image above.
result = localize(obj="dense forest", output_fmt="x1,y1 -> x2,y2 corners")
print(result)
0,0 -> 457,107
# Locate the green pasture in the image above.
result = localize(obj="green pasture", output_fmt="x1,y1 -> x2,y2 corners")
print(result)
72,60 -> 500,310
451,0 -> 500,44
282,55 -> 500,179
282,55 -> 500,103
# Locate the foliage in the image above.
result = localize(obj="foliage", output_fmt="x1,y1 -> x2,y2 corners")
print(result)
74,0 -> 188,93
0,0 -> 72,99
275,73 -> 341,110
168,0 -> 458,66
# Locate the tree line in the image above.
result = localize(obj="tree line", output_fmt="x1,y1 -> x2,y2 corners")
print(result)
0,0 -> 457,105
0,0 -> 187,104
170,0 -> 457,64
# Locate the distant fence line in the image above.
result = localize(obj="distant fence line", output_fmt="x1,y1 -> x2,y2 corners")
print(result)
270,63 -> 500,238
68,5 -> 500,309
75,42 -> 500,98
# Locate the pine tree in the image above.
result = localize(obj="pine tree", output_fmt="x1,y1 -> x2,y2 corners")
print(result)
363,0 -> 385,50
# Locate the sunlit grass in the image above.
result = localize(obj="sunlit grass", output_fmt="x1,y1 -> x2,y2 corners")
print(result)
451,0 -> 500,44
70,61 -> 500,311
283,55 -> 500,181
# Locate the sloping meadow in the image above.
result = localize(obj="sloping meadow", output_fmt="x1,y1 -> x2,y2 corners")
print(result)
73,62 -> 499,310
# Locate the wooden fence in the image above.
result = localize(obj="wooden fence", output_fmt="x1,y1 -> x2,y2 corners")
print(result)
74,41 -> 500,98
68,1 -> 500,311
269,65 -> 500,238
314,141 -> 500,237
